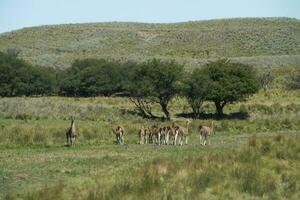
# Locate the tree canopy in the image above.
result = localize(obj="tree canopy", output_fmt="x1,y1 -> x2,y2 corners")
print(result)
125,59 -> 183,119
201,59 -> 260,115
183,69 -> 210,118
0,51 -> 56,97
59,59 -> 126,96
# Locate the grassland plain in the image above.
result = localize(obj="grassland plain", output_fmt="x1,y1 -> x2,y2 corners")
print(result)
0,81 -> 299,199
0,17 -> 300,69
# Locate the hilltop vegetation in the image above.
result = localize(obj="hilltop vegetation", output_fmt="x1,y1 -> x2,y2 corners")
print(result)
0,17 -> 300,69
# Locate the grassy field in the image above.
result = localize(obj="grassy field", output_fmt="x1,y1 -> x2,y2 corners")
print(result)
2,133 -> 299,200
0,83 -> 299,199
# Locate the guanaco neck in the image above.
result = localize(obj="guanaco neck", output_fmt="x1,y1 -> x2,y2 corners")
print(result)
70,120 -> 75,133
186,121 -> 190,132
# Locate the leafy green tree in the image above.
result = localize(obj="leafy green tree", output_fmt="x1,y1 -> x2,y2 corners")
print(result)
126,59 -> 183,120
183,69 -> 210,118
203,59 -> 259,116
59,59 -> 124,96
125,62 -> 157,118
0,51 -> 56,96
145,59 -> 183,120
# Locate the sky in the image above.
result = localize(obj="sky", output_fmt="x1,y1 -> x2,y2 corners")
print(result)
0,0 -> 299,33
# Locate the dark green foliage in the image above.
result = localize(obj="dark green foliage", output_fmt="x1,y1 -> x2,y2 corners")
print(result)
202,59 -> 260,115
59,59 -> 130,96
0,51 -> 56,96
125,59 -> 183,119
125,62 -> 156,118
183,69 -> 210,118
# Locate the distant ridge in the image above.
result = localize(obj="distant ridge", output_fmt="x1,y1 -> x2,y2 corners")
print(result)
0,17 -> 299,69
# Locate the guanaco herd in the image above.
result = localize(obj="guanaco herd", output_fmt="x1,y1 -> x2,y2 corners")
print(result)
66,119 -> 214,146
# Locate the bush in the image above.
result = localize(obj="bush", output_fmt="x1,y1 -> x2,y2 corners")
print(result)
59,59 -> 129,97
286,69 -> 300,90
0,51 -> 57,97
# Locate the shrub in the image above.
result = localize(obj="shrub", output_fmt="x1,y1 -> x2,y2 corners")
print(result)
0,51 -> 57,97
286,69 -> 300,90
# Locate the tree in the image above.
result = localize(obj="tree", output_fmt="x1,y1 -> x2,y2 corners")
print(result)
0,51 -> 56,97
59,59 -> 124,96
147,59 -> 183,120
203,59 -> 259,116
183,69 -> 210,118
126,59 -> 183,120
124,62 -> 157,118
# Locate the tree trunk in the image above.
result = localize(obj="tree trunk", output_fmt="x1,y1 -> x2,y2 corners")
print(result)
191,104 -> 200,119
138,107 -> 150,118
129,97 -> 155,119
161,102 -> 170,120
187,98 -> 202,119
214,101 -> 226,116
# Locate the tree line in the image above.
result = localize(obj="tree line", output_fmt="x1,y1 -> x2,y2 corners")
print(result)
1,49 -> 299,119
0,50 -> 57,96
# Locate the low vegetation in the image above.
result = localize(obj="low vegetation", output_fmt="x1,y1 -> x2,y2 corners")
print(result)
0,18 -> 300,69
286,68 -> 300,90
77,134 -> 300,200
2,134 -> 299,200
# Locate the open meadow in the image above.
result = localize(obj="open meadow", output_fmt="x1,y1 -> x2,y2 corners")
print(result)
0,80 -> 300,199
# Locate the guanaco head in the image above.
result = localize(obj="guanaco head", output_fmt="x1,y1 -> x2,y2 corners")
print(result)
186,119 -> 191,126
198,125 -> 203,131
69,116 -> 75,126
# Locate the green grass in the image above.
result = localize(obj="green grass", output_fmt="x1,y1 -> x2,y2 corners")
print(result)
0,90 -> 299,199
0,17 -> 300,69
0,70 -> 299,199
0,85 -> 299,147
1,133 -> 299,199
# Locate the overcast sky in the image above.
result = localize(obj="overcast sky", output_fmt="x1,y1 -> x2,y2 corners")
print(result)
0,0 -> 299,33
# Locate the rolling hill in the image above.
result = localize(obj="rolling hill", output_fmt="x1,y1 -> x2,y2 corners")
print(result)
0,17 -> 300,69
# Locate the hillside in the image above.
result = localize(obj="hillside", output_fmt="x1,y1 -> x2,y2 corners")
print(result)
0,17 -> 300,69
